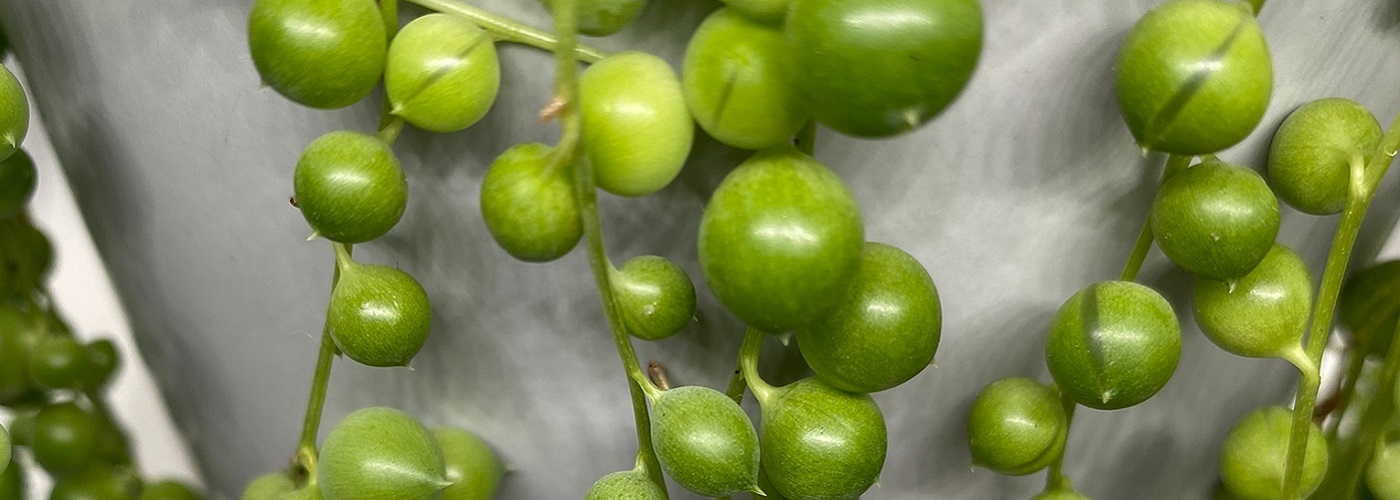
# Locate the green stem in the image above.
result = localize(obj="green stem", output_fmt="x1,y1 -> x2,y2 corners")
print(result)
377,116 -> 406,145
1324,320 -> 1400,498
401,0 -> 607,63
1282,113 -> 1400,497
295,243 -> 351,475
739,328 -> 778,405
548,0 -> 663,493
1120,154 -> 1190,282
1043,154 -> 1190,493
380,0 -> 399,39
1280,347 -> 1320,389
1119,220 -> 1154,283
1043,388 -> 1077,492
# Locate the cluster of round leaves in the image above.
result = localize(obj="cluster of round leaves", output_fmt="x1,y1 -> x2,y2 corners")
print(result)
253,0 -> 961,498
688,145 -> 941,498
0,62 -> 198,497
970,0 -> 1282,492
0,277 -> 198,498
675,1 -> 973,492
251,0 -> 499,369
1116,2 -> 1400,498
249,0 -> 501,125
968,281 -> 1183,482
684,0 -> 983,146
291,133 -> 435,369
1186,85 -> 1390,500
242,407 -> 504,500
246,4 -> 527,498
481,50 -> 694,267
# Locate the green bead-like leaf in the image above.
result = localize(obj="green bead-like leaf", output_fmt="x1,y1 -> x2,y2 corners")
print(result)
580,52 -> 693,197
279,485 -> 323,500
327,263 -> 433,368
0,457 -> 23,499
538,0 -> 647,37
1193,244 -> 1312,358
1115,0 -> 1271,154
1268,98 -> 1382,215
966,378 -> 1067,476
0,149 -> 35,218
1031,490 -> 1090,500
319,407 -> 449,500
86,339 -> 121,388
247,0 -> 386,108
433,427 -> 504,500
0,423 -> 9,472
480,143 -> 582,263
1151,160 -> 1279,281
139,479 -> 202,500
613,256 -> 696,341
1045,281 -> 1181,410
1339,260 -> 1400,358
797,242 -> 941,393
32,402 -> 100,476
720,0 -> 789,21
0,306 -> 35,406
584,470 -> 665,500
1219,406 -> 1326,500
50,464 -> 139,500
0,65 -> 28,161
386,14 -> 500,133
28,336 -> 99,390
1370,441 -> 1400,500
699,146 -> 863,333
683,8 -> 805,150
241,472 -> 296,500
785,0 -> 983,137
293,131 -> 407,244
759,378 -> 886,499
651,386 -> 761,497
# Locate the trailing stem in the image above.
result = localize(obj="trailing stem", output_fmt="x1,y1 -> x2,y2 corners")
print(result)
1282,113 -> 1400,497
546,0 -> 664,493
294,243 -> 351,476
402,0 -> 607,62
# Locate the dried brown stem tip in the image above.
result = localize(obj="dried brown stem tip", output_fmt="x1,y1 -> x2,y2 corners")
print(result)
648,361 -> 671,390
538,95 -> 567,123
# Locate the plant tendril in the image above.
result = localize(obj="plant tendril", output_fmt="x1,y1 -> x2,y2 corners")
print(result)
1121,154 -> 1190,282
1043,387 -> 1077,493
738,328 -> 777,405
294,243 -> 351,478
402,0 -> 608,63
1282,111 -> 1400,498
544,0 -> 665,493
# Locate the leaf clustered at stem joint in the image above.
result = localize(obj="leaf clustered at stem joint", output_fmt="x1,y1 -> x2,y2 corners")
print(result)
1281,111 -> 1400,498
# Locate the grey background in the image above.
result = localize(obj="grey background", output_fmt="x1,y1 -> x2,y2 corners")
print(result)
3,0 -> 1400,498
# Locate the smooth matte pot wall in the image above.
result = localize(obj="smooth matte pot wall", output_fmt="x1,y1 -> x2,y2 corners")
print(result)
3,0 -> 1400,498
